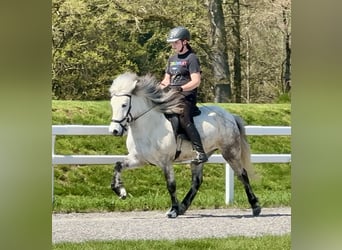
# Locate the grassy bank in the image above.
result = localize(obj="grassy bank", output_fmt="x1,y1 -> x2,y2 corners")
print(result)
52,101 -> 291,213
53,235 -> 291,250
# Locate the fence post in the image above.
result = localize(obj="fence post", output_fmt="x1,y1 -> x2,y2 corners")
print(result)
225,163 -> 234,204
52,135 -> 56,203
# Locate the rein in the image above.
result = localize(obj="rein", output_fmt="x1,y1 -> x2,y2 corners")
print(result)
111,93 -> 156,131
131,105 -> 156,122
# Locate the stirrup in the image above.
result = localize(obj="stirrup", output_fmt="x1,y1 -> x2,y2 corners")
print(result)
191,152 -> 208,164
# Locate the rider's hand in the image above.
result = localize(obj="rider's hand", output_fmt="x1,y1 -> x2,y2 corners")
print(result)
162,86 -> 171,93
175,86 -> 183,92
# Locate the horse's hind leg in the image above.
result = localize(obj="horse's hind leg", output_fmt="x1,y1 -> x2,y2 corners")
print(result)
223,148 -> 261,216
237,168 -> 261,216
178,162 -> 204,215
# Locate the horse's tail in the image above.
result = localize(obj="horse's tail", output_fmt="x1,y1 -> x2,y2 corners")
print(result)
233,115 -> 256,178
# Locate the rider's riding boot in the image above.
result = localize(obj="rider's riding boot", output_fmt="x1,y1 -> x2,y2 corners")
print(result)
184,123 -> 208,164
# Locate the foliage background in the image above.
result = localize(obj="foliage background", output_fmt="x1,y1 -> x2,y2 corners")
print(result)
52,0 -> 291,103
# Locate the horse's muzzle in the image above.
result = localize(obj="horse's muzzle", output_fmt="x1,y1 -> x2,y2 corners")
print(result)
112,129 -> 120,136
112,128 -> 126,136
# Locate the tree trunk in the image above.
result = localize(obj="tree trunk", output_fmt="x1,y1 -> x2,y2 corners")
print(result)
231,0 -> 242,103
242,0 -> 250,103
282,7 -> 291,93
206,0 -> 231,103
246,32 -> 250,103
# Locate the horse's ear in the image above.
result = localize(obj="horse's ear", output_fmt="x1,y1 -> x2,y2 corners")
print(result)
130,79 -> 139,94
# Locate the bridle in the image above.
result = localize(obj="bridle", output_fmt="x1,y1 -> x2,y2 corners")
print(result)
110,93 -> 156,133
110,94 -> 133,133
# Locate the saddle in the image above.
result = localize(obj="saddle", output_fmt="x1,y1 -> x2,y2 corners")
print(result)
165,107 -> 201,160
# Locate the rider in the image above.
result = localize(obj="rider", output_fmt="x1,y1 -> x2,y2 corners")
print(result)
160,26 -> 208,164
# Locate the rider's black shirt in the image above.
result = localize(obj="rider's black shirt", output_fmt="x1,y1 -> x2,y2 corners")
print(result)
165,50 -> 201,97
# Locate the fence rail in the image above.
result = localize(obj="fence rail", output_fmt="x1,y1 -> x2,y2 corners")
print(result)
52,125 -> 291,204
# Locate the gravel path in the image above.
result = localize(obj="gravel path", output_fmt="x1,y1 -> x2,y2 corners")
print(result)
53,207 -> 291,243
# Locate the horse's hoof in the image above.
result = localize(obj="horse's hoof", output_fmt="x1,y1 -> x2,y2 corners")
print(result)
178,203 -> 187,215
166,209 -> 178,218
119,188 -> 127,199
252,205 -> 261,216
112,186 -> 127,199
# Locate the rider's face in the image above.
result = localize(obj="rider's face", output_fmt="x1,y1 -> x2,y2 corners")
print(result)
170,40 -> 186,53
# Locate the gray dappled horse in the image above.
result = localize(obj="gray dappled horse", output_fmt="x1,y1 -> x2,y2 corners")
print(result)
109,72 -> 261,218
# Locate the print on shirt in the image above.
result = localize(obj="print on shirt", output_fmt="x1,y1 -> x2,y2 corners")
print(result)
170,60 -> 189,85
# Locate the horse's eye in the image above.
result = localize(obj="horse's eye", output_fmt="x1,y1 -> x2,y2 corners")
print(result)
122,104 -> 127,108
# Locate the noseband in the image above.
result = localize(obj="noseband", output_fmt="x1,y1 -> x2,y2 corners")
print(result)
111,93 -> 155,132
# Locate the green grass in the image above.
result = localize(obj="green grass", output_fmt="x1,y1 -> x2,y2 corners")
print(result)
53,235 -> 291,250
52,101 -> 291,213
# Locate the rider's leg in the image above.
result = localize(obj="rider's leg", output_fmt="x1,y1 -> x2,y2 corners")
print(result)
179,102 -> 208,164
184,122 -> 208,164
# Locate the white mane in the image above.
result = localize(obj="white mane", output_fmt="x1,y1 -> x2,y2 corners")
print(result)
109,72 -> 138,95
110,72 -> 184,114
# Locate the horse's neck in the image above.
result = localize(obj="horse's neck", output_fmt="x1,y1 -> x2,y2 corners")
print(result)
130,97 -> 170,134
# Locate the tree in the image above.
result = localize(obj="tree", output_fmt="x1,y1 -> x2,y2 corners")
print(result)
230,0 -> 291,102
280,0 -> 291,93
206,0 -> 231,103
230,0 -> 242,103
52,0 -> 291,103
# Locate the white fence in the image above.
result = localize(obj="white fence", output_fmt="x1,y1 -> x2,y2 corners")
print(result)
52,125 -> 291,204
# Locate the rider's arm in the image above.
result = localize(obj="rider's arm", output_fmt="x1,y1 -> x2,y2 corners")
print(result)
179,72 -> 201,92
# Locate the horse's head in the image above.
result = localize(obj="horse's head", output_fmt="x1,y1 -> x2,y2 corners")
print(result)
108,72 -> 185,136
109,72 -> 138,136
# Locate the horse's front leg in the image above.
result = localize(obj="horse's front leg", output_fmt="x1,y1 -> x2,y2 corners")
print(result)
162,164 -> 180,218
178,162 -> 204,215
111,161 -> 127,199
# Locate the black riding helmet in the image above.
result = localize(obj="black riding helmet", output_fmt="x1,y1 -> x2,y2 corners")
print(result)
166,26 -> 191,42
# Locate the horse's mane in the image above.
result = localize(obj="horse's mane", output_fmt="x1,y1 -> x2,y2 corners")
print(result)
110,72 -> 184,114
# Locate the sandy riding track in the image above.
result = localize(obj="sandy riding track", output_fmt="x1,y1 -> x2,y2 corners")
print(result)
52,207 -> 291,243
